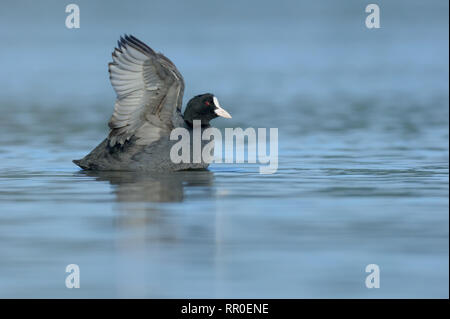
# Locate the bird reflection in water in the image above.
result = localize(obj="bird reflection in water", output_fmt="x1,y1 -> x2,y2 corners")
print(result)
82,169 -> 214,203
78,169 -> 216,297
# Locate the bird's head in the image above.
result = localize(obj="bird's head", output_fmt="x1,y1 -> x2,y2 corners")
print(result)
183,93 -> 232,126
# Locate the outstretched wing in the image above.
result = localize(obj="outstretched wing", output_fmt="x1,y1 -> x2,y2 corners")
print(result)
107,34 -> 185,147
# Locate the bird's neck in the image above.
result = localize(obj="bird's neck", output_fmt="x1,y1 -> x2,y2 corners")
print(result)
184,118 -> 211,128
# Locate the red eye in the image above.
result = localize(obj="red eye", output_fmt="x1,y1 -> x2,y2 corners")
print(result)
205,101 -> 210,106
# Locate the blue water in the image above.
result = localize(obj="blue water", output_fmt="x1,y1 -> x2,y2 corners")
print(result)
0,0 -> 448,298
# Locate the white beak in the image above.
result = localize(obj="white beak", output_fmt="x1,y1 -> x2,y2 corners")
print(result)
213,96 -> 232,119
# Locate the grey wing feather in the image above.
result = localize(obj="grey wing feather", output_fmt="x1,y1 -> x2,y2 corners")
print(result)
107,34 -> 185,147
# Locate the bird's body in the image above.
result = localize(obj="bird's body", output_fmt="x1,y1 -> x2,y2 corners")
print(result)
73,126 -> 211,171
73,35 -> 231,171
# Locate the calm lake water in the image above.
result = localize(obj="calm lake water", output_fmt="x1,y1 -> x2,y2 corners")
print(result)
0,0 -> 448,298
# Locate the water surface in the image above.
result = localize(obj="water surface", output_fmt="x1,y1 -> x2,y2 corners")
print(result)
0,0 -> 448,298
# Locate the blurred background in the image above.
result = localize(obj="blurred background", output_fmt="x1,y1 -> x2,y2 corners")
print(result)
0,0 -> 448,297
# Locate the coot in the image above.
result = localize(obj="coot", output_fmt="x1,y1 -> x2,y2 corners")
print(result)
73,35 -> 231,171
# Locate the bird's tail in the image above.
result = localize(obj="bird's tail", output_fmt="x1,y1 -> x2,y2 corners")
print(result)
72,159 -> 89,170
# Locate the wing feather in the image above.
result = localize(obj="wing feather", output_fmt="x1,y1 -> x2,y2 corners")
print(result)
107,34 -> 185,147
